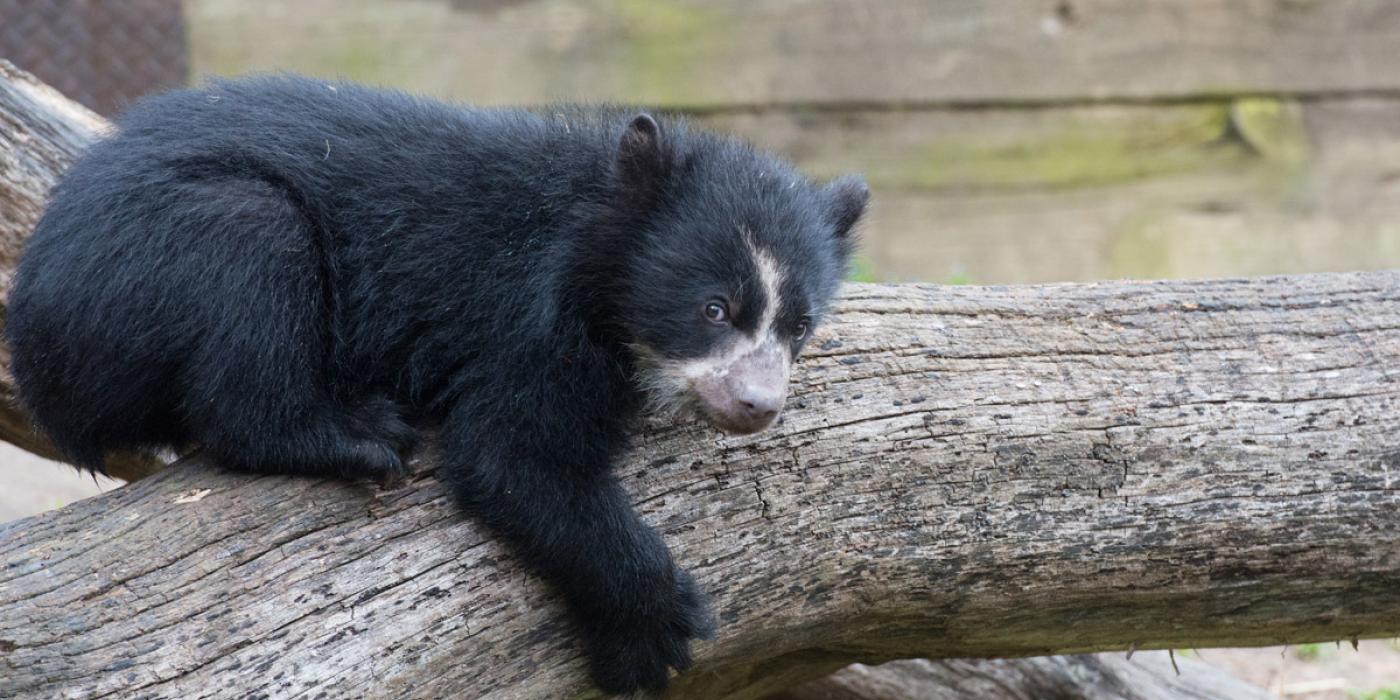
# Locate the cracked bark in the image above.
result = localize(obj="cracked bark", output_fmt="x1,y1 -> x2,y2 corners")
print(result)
2,62 -> 1399,700
0,60 -> 162,480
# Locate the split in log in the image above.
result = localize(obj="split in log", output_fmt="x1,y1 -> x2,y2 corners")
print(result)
770,652 -> 1275,700
2,61 -> 1398,700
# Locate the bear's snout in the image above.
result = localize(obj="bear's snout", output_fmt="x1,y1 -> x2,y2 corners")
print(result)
691,339 -> 788,435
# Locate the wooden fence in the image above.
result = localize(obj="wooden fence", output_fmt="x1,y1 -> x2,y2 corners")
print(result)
185,0 -> 1400,284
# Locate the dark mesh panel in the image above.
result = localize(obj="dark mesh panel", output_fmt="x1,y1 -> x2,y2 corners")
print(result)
0,0 -> 188,116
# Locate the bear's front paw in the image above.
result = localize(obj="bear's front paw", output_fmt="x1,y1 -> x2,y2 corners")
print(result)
335,438 -> 409,485
584,569 -> 715,696
345,394 -> 418,455
339,395 -> 417,485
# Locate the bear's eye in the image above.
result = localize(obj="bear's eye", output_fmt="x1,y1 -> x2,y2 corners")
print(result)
703,300 -> 729,325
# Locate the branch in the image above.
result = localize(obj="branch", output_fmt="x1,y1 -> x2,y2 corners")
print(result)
2,269 -> 1396,698
2,62 -> 1398,700
0,61 -> 159,479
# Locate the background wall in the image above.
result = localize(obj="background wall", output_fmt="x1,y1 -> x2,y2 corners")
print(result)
183,0 -> 1400,285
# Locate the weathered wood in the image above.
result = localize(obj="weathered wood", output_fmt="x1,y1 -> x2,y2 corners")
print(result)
701,98 -> 1400,284
1,270 -> 1397,699
164,0 -> 1400,288
181,1 -> 1400,284
188,0 -> 1400,108
771,652 -> 1276,700
0,61 -> 162,481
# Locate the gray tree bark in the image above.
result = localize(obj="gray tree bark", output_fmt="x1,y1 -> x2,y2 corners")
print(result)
0,60 -> 161,479
1,61 -> 1396,700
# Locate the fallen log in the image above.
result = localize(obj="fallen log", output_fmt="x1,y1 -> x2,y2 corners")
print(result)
1,61 -> 1397,700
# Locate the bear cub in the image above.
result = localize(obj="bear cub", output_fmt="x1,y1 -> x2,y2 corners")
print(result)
6,76 -> 867,695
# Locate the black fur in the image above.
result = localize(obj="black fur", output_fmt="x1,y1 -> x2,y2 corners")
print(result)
6,75 -> 865,695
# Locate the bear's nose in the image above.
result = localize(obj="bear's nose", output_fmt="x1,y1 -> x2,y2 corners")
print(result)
737,385 -> 782,426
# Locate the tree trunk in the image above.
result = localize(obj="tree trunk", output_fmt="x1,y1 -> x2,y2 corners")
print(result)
1,61 -> 1397,700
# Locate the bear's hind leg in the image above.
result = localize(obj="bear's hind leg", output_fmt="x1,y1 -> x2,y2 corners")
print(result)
169,178 -> 414,482
192,396 -> 411,481
180,306 -> 415,481
178,288 -> 413,482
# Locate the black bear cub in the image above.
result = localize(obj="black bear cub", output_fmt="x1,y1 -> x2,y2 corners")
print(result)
6,76 -> 867,694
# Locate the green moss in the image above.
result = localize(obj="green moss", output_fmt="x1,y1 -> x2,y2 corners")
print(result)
611,0 -> 723,104
846,256 -> 878,283
1294,642 -> 1330,661
303,35 -> 399,84
188,3 -> 410,84
1230,97 -> 1309,165
1349,686 -> 1400,700
888,105 -> 1240,192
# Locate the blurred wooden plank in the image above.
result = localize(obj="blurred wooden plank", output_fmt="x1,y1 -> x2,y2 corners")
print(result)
701,98 -> 1400,283
702,102 -> 1251,192
180,0 -> 1400,285
186,0 -> 1400,108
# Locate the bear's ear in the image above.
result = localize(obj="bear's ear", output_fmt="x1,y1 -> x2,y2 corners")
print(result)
616,113 -> 669,196
823,175 -> 869,255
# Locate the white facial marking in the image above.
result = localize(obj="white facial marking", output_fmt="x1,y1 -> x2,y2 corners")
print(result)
632,228 -> 795,418
669,229 -> 789,381
747,229 -> 784,344
629,342 -> 697,416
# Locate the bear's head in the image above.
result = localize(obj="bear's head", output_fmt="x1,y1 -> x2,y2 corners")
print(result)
601,114 -> 868,435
